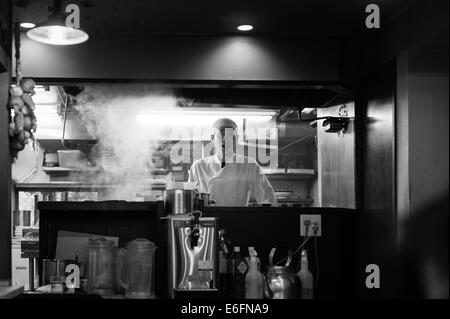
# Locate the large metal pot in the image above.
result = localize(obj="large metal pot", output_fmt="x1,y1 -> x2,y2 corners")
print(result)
264,266 -> 301,299
263,246 -> 301,299
164,188 -> 194,215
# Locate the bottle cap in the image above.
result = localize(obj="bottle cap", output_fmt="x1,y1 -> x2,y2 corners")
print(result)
301,250 -> 308,261
248,246 -> 258,257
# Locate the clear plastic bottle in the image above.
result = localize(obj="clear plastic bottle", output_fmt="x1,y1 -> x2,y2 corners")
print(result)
245,256 -> 264,299
248,247 -> 261,270
297,250 -> 314,299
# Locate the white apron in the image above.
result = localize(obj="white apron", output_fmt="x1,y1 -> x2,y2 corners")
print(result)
208,164 -> 250,207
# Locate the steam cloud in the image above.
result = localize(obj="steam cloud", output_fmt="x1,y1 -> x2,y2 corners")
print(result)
74,84 -> 186,200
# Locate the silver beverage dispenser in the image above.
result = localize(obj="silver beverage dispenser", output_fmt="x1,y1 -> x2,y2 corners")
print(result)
165,211 -> 219,299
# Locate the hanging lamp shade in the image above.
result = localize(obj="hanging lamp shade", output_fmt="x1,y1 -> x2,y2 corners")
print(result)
26,11 -> 89,45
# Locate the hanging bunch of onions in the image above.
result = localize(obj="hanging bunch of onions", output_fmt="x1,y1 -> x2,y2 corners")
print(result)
8,78 -> 38,158
8,21 -> 38,159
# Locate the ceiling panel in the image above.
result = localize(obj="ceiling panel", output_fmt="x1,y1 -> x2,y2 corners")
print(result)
14,0 -> 415,36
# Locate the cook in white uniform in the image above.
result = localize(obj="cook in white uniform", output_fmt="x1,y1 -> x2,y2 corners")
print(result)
188,118 -> 277,207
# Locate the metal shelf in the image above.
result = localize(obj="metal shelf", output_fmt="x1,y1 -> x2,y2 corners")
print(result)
14,182 -> 166,192
264,169 -> 315,181
42,166 -> 99,173
42,167 -> 170,176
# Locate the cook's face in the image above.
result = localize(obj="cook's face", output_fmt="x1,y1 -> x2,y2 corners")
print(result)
212,127 -> 237,160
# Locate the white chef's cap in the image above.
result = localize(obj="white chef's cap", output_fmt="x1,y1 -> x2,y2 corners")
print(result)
212,118 -> 237,130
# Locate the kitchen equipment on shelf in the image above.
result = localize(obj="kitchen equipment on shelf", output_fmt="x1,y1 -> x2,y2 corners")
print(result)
57,150 -> 87,168
13,210 -> 31,236
274,184 -> 293,200
274,190 -> 292,200
151,152 -> 168,169
94,149 -> 115,170
44,153 -> 59,167
263,245 -> 301,299
201,193 -> 212,207
116,238 -> 157,299
86,237 -> 116,295
164,211 -> 219,298
163,182 -> 196,215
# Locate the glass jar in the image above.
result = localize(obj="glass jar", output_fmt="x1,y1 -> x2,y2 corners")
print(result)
87,237 -> 116,295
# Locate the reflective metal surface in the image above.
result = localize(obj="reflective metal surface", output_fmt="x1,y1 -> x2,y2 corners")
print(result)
264,266 -> 301,299
164,189 -> 194,215
166,215 -> 218,298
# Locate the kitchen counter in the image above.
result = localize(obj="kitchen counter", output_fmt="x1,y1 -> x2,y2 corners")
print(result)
35,202 -> 360,298
0,285 -> 24,299
16,291 -> 156,299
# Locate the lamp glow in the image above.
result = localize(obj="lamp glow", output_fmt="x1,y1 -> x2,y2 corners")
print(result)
20,22 -> 36,29
136,109 -> 277,141
26,11 -> 88,45
27,25 -> 89,45
136,108 -> 277,125
237,25 -> 253,31
136,108 -> 277,136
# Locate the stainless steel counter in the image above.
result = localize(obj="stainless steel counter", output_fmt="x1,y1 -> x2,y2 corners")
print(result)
0,285 -> 24,299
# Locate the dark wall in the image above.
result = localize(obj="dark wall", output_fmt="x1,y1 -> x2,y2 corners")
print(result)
14,34 -> 340,82
359,0 -> 449,76
406,49 -> 449,212
0,55 -> 11,285
354,1 -> 449,299
0,0 -> 12,285
358,61 -> 397,298
37,202 -> 360,299
206,207 -> 360,299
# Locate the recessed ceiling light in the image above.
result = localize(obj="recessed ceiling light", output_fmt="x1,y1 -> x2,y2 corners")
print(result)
237,24 -> 253,31
20,22 -> 36,29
